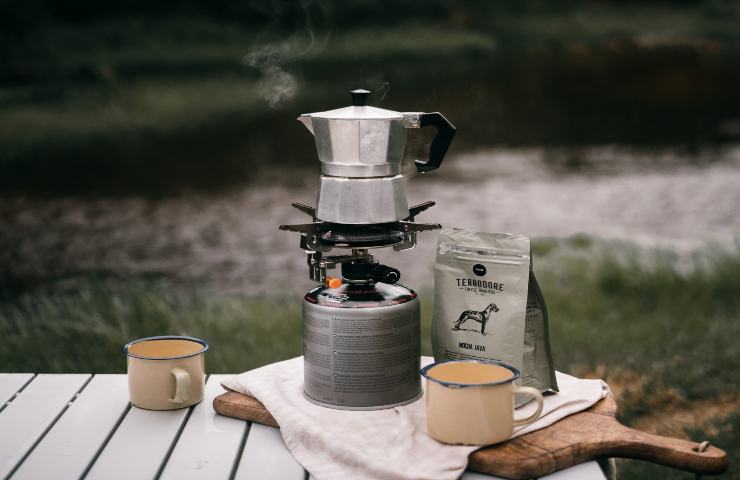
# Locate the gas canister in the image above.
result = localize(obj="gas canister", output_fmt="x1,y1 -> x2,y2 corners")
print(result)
302,265 -> 421,410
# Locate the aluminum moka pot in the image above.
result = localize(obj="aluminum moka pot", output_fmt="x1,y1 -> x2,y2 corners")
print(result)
298,89 -> 455,224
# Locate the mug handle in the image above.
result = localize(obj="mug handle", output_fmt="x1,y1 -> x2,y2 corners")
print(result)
513,386 -> 544,427
170,368 -> 191,404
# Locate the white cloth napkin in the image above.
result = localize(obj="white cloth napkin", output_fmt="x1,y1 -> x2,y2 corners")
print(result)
221,357 -> 608,480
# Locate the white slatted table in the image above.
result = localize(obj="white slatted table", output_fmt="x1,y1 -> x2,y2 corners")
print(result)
0,374 -> 606,480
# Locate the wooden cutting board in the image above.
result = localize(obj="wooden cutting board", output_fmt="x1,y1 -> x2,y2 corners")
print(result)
213,391 -> 728,479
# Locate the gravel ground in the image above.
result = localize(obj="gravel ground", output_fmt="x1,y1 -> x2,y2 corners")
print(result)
2,145 -> 739,293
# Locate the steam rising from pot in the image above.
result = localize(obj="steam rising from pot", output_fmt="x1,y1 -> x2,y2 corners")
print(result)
244,39 -> 303,108
243,1 -> 327,109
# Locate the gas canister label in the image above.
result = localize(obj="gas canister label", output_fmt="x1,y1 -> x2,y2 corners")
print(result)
302,302 -> 421,408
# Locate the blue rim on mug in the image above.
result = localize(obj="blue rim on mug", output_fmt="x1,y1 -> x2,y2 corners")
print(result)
123,335 -> 209,360
420,359 -> 520,389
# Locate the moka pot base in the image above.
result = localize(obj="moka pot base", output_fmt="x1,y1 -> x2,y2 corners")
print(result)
316,174 -> 409,224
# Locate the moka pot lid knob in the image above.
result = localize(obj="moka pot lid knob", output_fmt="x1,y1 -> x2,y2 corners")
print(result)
350,89 -> 370,106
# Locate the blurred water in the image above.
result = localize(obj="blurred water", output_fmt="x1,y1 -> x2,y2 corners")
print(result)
2,145 -> 739,293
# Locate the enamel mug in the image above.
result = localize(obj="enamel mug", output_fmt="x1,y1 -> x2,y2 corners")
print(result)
421,360 -> 544,445
124,336 -> 208,410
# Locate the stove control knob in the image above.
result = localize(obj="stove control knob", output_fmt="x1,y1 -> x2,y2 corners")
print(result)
326,276 -> 342,289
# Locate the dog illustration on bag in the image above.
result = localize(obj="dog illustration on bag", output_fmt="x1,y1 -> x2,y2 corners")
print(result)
452,303 -> 499,335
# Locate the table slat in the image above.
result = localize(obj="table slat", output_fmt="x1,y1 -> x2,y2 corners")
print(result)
0,374 -> 91,478
0,374 -> 34,408
11,374 -> 129,480
85,395 -> 191,479
538,461 -> 607,480
233,423 -> 305,480
159,375 -> 247,480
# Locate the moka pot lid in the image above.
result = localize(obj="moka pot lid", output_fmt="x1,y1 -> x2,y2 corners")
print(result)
299,89 -> 404,121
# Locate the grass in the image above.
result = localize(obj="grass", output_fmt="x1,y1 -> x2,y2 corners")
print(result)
5,4 -> 740,85
484,3 -> 740,48
0,79 -> 264,146
1,236 -> 738,478
535,236 -> 740,410
0,277 -> 303,374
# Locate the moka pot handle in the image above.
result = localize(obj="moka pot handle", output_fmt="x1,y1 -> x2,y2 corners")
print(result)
414,112 -> 456,173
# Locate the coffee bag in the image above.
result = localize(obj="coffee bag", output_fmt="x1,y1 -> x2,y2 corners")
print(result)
432,229 -> 558,400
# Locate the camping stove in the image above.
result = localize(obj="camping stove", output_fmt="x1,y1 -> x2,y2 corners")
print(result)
281,90 -> 455,409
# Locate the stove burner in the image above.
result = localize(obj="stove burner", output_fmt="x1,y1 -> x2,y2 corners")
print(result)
280,220 -> 440,248
279,201 -> 440,249
320,227 -> 405,247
